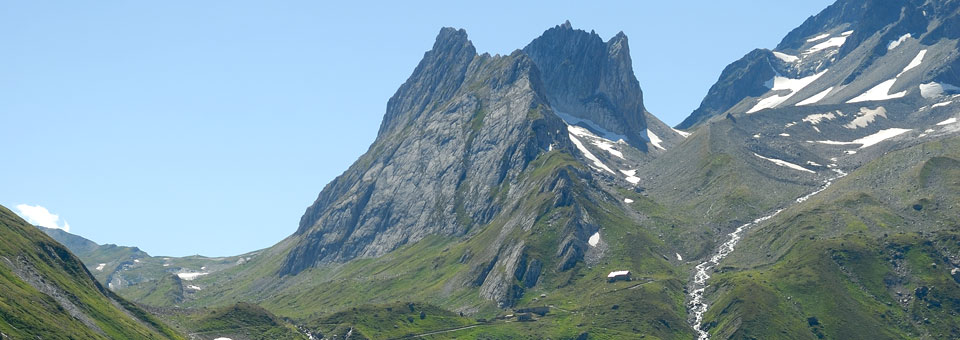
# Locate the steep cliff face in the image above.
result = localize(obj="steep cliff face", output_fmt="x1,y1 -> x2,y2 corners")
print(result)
281,28 -> 573,276
523,21 -> 649,149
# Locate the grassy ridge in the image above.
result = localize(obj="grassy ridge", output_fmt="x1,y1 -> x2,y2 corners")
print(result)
704,136 -> 960,338
0,205 -> 183,339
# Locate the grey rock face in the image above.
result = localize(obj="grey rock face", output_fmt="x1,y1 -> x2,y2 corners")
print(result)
523,21 -> 649,149
676,49 -> 777,129
281,28 -> 572,276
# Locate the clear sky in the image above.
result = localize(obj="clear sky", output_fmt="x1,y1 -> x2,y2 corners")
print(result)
1,1 -> 834,257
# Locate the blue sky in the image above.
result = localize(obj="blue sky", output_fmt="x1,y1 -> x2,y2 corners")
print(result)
1,1 -> 833,256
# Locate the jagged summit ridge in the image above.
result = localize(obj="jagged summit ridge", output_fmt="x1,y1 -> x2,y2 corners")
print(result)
523,21 -> 649,149
282,24 -> 658,276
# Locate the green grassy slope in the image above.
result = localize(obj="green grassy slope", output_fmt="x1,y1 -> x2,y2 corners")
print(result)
154,151 -> 693,339
155,302 -> 308,340
703,136 -> 960,339
0,205 -> 184,340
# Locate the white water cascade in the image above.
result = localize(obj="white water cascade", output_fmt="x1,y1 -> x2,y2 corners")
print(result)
687,168 -> 847,339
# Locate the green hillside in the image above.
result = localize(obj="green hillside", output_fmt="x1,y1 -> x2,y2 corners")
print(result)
0,205 -> 183,339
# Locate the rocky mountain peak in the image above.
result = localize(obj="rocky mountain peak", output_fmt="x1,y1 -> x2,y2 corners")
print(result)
523,22 -> 649,149
377,27 -> 478,137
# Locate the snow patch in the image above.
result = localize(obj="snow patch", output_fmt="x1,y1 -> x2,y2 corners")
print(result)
802,111 -> 839,125
806,33 -> 830,42
887,33 -> 911,50
177,272 -> 209,281
898,50 -> 926,77
805,36 -> 848,54
748,71 -> 828,113
620,169 -> 640,184
920,82 -> 960,99
773,51 -> 799,63
568,132 -> 614,174
847,79 -> 906,103
556,111 -> 627,142
753,153 -> 816,174
95,263 -> 106,271
844,107 -> 887,129
647,129 -> 665,150
796,87 -> 834,106
588,232 -> 600,247
932,101 -> 953,108
568,124 -> 624,159
843,106 -> 887,129
624,198 -> 634,204
672,128 -> 691,138
807,161 -> 823,167
592,139 -> 624,159
779,133 -> 790,137
187,285 -> 202,291
676,253 -> 683,261
853,128 -> 912,148
134,259 -> 140,263
937,117 -> 957,126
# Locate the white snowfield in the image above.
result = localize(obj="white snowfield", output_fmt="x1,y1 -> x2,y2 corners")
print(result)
748,71 -> 828,113
802,111 -> 840,125
848,50 -> 927,103
931,101 -> 953,108
95,263 -> 106,271
588,232 -> 600,247
555,111 -> 627,141
898,50 -> 926,77
937,117 -> 958,126
773,51 -> 799,63
804,35 -> 849,54
920,82 -> 960,99
853,128 -> 912,148
796,87 -> 834,106
647,129 -> 665,150
806,33 -> 830,42
887,33 -> 911,50
848,79 -> 906,103
844,107 -> 887,129
753,153 -> 816,174
177,272 -> 209,281
810,127 -> 912,149
624,198 -> 634,204
672,128 -> 691,138
620,169 -> 641,184
568,125 -> 624,159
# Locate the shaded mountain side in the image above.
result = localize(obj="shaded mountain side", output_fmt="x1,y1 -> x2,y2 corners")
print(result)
0,204 -> 183,339
679,0 -> 960,129
522,21 -> 649,149
702,135 -> 960,338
